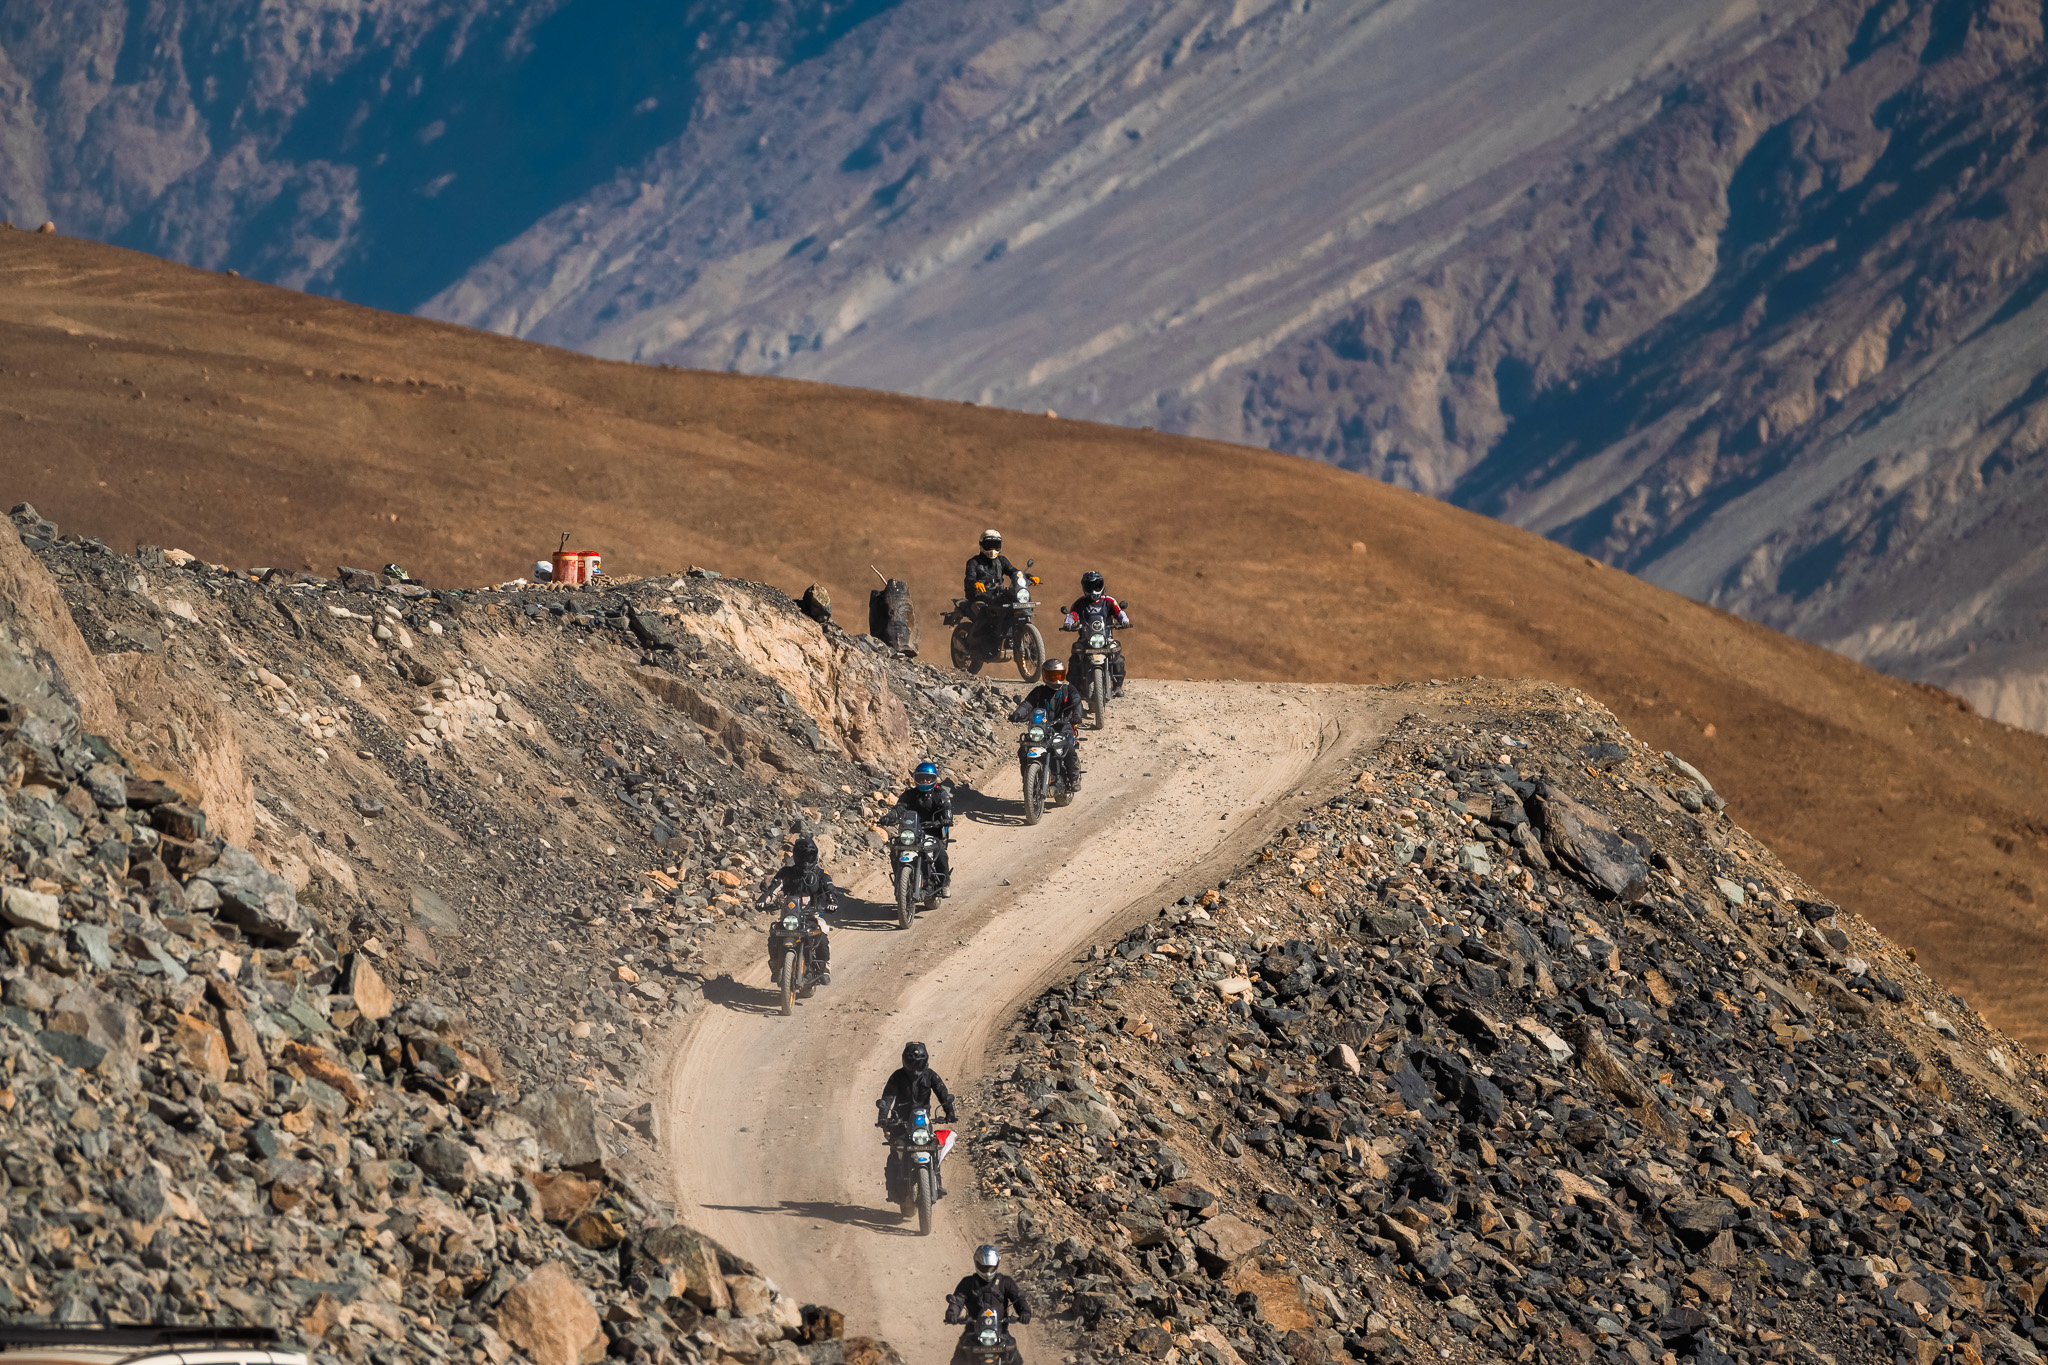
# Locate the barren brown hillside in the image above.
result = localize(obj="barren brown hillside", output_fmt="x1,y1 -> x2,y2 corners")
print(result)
6,229 -> 2048,1050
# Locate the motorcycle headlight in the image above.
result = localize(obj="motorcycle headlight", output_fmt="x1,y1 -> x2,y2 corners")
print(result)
782,915 -> 800,930
898,829 -> 916,844
1090,633 -> 1107,647
1015,586 -> 1029,602
1029,726 -> 1045,740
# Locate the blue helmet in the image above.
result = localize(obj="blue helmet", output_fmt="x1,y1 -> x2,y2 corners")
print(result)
914,762 -> 939,790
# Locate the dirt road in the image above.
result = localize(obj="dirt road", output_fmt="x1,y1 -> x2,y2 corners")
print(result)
659,681 -> 1392,1360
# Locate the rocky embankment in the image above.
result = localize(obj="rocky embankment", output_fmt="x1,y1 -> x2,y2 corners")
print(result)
0,503 -> 1015,1359
969,684 -> 2048,1365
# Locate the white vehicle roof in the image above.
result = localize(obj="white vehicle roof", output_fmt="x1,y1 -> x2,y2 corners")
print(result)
0,1328 -> 305,1365
0,1350 -> 306,1365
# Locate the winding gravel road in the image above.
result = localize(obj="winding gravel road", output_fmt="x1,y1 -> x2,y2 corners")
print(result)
660,681 -> 1392,1361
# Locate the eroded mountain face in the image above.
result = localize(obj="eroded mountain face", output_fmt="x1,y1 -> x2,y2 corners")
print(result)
1440,0 -> 2048,732
0,0 -> 903,310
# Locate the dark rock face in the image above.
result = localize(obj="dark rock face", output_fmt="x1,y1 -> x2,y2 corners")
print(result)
0,516 -> 982,1365
965,686 -> 2048,1365
0,0 -> 907,313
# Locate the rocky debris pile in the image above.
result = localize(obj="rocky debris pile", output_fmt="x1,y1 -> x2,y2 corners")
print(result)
0,569 -> 903,1365
11,504 -> 1011,1151
968,683 -> 2048,1365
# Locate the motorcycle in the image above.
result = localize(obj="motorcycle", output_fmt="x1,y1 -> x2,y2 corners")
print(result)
1062,599 -> 1130,731
945,559 -> 1045,681
765,894 -> 828,1016
887,810 -> 947,929
1017,708 -> 1075,826
885,1105 -> 955,1236
945,1302 -> 1023,1365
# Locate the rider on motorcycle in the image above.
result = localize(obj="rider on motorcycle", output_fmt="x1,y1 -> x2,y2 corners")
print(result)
1008,659 -> 1086,790
878,1041 -> 959,1202
885,762 -> 954,896
945,1245 -> 1032,1365
759,834 -> 837,984
1064,570 -> 1132,697
962,530 -> 1023,633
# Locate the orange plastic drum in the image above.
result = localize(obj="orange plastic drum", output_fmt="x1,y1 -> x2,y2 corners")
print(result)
550,550 -> 584,585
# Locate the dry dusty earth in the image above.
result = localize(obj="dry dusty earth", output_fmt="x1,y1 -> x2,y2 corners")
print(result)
7,231 -> 2048,1056
662,681 -> 1393,1355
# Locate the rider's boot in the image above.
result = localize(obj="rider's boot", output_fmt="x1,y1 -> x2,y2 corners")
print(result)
814,937 -> 831,986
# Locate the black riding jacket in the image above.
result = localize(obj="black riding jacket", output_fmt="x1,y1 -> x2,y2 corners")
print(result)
946,1273 -> 1032,1327
1010,681 -> 1085,728
892,783 -> 953,832
878,1064 -> 957,1126
765,864 -> 836,909
963,552 -> 1020,602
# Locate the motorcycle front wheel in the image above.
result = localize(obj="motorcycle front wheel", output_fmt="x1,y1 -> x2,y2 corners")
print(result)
1022,761 -> 1044,825
916,1166 -> 935,1236
1012,625 -> 1044,682
950,624 -> 981,674
1089,669 -> 1108,730
778,949 -> 796,1016
895,863 -> 917,929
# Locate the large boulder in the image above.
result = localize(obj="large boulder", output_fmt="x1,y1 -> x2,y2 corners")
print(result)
629,1224 -> 732,1312
495,1262 -> 603,1365
1531,785 -> 1648,900
196,844 -> 309,945
1191,1214 -> 1270,1275
516,1085 -> 607,1171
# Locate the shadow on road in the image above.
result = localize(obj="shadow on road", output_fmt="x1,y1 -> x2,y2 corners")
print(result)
700,1199 -> 921,1237
954,780 -> 1029,828
699,973 -> 798,1017
832,892 -> 915,932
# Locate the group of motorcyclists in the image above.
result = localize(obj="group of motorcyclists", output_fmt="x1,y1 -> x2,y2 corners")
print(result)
746,530 -> 1133,1362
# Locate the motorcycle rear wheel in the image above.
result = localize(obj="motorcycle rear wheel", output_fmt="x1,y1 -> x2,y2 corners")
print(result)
916,1167 -> 935,1236
894,864 -> 917,929
1022,761 -> 1044,825
778,949 -> 796,1016
1089,670 -> 1108,730
950,625 -> 981,674
1012,625 -> 1044,682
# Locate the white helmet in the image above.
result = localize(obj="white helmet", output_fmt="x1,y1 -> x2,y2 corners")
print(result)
533,560 -> 553,581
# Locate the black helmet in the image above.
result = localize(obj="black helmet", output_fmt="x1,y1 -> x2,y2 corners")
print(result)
914,761 -> 939,790
792,835 -> 818,868
1081,570 -> 1104,595
975,1244 -> 1000,1279
979,529 -> 1003,552
903,1041 -> 929,1069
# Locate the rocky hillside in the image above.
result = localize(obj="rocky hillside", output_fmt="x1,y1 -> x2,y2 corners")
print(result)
10,230 -> 2048,1064
0,501 -> 1011,1352
968,682 -> 2048,1365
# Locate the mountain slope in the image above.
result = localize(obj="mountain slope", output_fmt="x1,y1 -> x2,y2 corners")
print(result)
4,230 -> 2048,1056
0,0 -> 903,310
421,0 -> 2048,734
